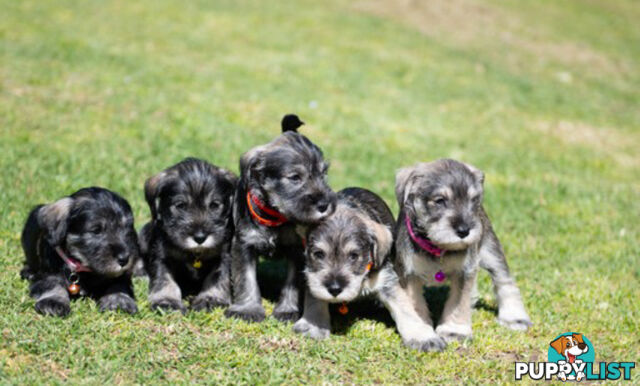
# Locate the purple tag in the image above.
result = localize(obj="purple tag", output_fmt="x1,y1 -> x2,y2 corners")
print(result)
434,270 -> 446,282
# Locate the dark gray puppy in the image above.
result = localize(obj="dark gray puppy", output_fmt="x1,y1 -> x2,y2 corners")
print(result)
294,188 -> 446,351
394,159 -> 532,350
141,158 -> 238,312
20,187 -> 139,317
224,115 -> 337,323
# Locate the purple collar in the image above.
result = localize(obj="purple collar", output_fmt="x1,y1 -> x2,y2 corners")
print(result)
404,215 -> 444,257
55,246 -> 91,273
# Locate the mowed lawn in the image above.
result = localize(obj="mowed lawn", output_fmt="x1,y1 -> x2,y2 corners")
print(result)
1,0 -> 639,383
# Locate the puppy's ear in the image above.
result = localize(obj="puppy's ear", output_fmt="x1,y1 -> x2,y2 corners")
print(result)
240,146 -> 267,189
218,168 -> 239,209
395,166 -> 415,208
549,336 -> 566,355
463,162 -> 485,185
37,197 -> 74,246
573,333 -> 584,344
365,220 -> 393,269
144,171 -> 173,221
281,114 -> 304,133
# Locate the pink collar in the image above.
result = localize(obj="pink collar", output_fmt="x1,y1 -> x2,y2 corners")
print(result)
55,246 -> 91,273
404,215 -> 444,257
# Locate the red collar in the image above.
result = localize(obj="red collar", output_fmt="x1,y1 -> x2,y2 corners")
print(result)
55,246 -> 91,273
246,191 -> 288,227
404,215 -> 444,257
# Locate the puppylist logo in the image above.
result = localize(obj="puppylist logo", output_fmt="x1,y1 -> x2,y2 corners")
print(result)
515,332 -> 635,381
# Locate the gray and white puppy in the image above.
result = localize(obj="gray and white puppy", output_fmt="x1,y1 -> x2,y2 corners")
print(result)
225,115 -> 337,323
141,158 -> 237,312
20,187 -> 139,317
294,187 -> 447,351
394,159 -> 531,349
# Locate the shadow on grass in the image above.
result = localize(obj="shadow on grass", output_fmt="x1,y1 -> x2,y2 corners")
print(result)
258,259 -> 497,333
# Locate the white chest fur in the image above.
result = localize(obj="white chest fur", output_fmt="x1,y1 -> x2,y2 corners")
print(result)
403,248 -> 473,286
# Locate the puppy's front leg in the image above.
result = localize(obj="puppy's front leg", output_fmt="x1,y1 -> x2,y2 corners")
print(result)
225,240 -> 265,322
148,262 -> 184,313
436,270 -> 476,342
272,252 -> 303,322
380,279 -> 446,352
192,248 -> 231,311
479,231 -> 532,330
31,274 -> 71,317
98,276 -> 137,314
293,289 -> 330,339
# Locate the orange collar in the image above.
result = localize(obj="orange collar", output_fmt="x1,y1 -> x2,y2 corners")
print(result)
246,191 -> 288,227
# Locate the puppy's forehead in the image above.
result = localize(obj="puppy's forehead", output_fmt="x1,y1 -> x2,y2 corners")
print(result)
71,195 -> 132,224
413,162 -> 481,198
269,132 -> 325,165
171,163 -> 231,198
309,208 -> 367,252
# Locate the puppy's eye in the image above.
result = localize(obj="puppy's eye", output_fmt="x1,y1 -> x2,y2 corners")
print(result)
89,225 -> 103,234
287,174 -> 302,183
433,197 -> 447,206
312,250 -> 325,260
349,252 -> 359,261
173,201 -> 187,210
208,201 -> 220,210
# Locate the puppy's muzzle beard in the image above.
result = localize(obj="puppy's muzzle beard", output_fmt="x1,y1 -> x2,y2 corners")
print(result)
184,234 -> 216,252
306,271 -> 362,303
410,215 -> 480,251
293,195 -> 336,225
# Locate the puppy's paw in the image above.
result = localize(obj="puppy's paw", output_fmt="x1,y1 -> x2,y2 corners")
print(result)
293,318 -> 330,340
436,323 -> 473,343
99,293 -> 138,314
405,336 -> 447,352
498,315 -> 532,331
191,295 -> 229,312
224,304 -> 266,323
35,298 -> 70,317
151,298 -> 186,314
272,309 -> 300,323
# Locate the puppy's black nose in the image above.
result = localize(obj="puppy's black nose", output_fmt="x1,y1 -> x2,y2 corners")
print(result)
193,233 -> 207,245
326,282 -> 343,297
117,255 -> 129,267
455,224 -> 470,238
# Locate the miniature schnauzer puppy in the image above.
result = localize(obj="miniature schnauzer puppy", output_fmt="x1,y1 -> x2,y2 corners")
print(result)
394,159 -> 532,349
294,187 -> 446,351
20,187 -> 139,317
141,158 -> 237,312
225,114 -> 337,323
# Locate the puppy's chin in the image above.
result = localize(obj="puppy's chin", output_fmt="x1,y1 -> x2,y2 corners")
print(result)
97,262 -> 133,278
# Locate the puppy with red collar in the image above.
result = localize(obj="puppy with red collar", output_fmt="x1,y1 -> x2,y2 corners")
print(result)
224,115 -> 337,323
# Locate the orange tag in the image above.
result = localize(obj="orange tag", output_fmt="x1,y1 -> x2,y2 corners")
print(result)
68,283 -> 80,295
338,303 -> 349,315
366,261 -> 373,271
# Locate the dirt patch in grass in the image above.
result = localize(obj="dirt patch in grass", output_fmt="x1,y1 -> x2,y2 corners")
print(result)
534,120 -> 639,168
353,0 -> 626,75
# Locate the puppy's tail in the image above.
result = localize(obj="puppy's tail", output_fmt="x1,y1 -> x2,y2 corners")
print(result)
281,114 -> 304,133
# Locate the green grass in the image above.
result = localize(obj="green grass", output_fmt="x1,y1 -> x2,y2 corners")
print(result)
1,0 -> 639,383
